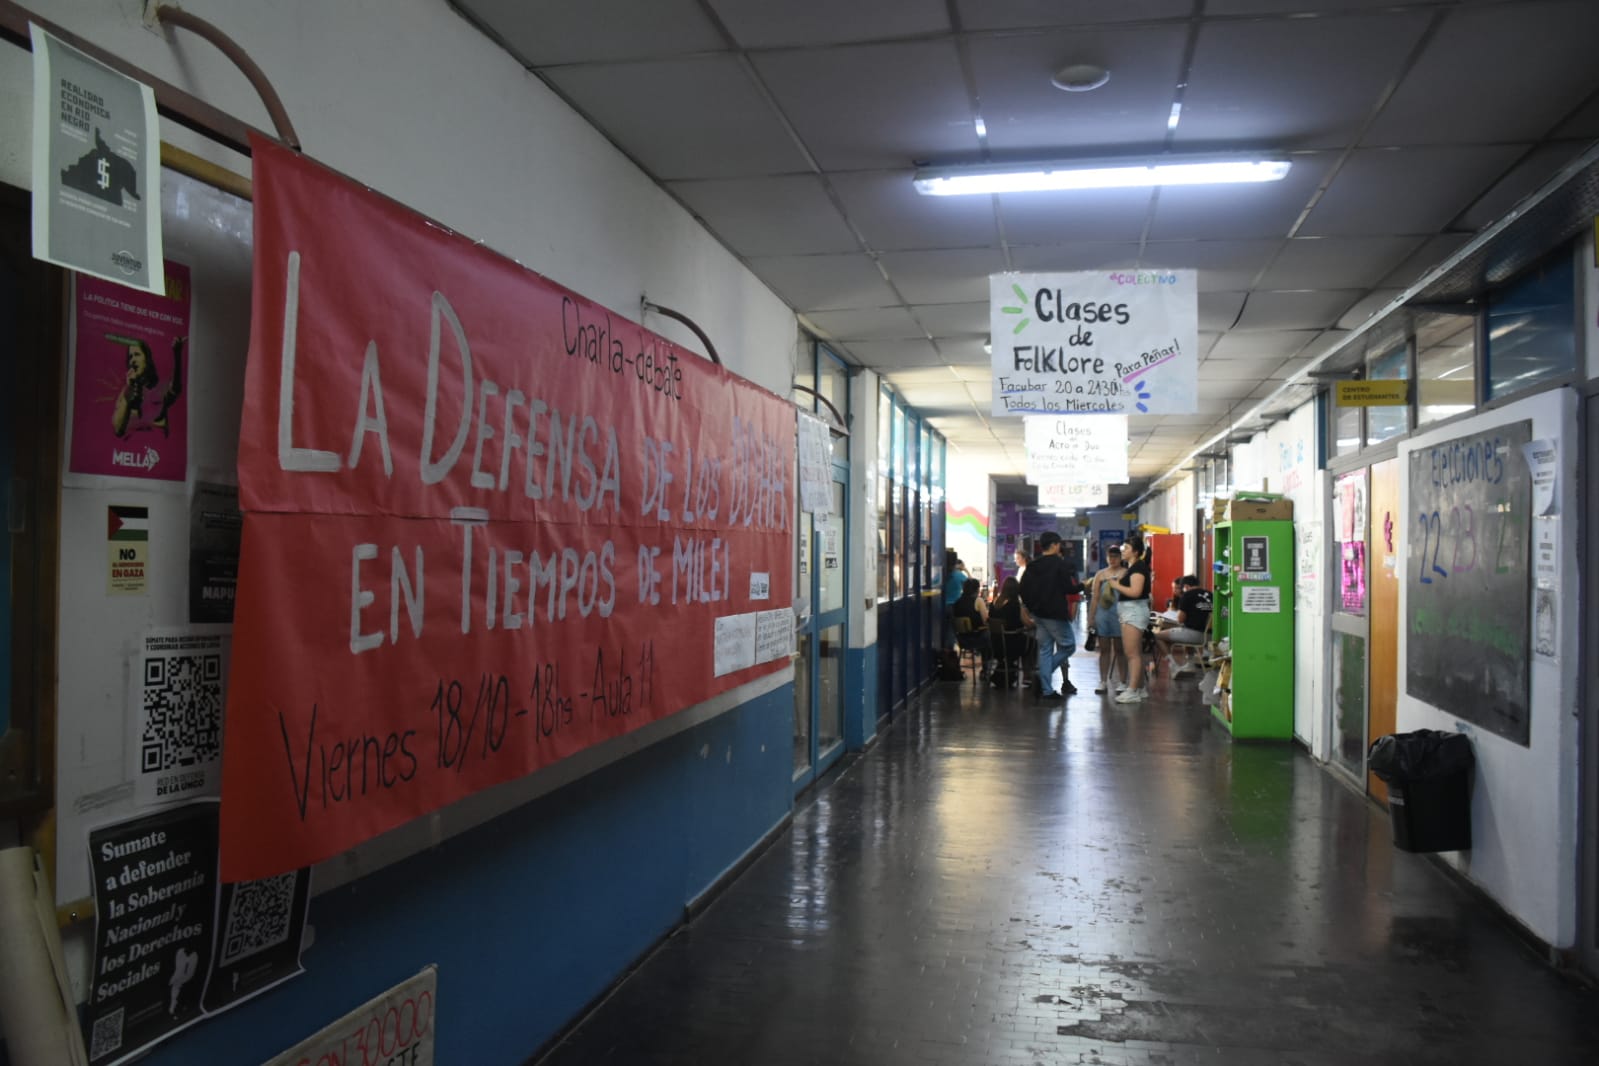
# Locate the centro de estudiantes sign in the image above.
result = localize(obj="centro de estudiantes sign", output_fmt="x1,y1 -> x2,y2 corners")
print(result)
989,271 -> 1198,416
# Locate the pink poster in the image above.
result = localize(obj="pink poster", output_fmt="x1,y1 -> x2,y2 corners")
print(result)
71,261 -> 190,481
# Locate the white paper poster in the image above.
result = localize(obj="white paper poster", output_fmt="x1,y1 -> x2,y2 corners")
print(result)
1240,586 -> 1281,613
261,968 -> 435,1066
754,609 -> 792,665
991,271 -> 1198,416
713,613 -> 757,677
1037,482 -> 1109,511
30,25 -> 163,294
131,628 -> 229,808
1534,587 -> 1557,660
749,571 -> 771,600
797,411 -> 834,516
1024,415 -> 1130,484
1533,517 -> 1558,588
1522,438 -> 1558,516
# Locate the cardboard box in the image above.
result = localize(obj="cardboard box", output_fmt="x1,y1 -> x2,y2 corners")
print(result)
1223,495 -> 1293,522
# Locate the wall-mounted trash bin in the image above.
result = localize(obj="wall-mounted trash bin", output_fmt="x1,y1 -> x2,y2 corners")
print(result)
1368,730 -> 1474,853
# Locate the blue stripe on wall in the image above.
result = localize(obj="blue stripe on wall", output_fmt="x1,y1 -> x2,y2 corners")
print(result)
138,684 -> 795,1066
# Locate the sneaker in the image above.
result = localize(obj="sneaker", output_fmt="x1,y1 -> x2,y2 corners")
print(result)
1114,688 -> 1143,704
1094,685 -> 1107,695
1063,681 -> 1078,696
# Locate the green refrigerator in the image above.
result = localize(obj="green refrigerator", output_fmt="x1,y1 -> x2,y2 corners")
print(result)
1211,520 -> 1294,740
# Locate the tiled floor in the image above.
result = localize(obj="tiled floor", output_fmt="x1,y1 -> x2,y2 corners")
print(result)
537,655 -> 1599,1065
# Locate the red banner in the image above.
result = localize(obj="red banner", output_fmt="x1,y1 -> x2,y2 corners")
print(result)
219,138 -> 795,881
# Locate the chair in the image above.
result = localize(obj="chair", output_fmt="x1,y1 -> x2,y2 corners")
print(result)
987,616 -> 1031,689
953,616 -> 988,682
1162,616 -> 1212,678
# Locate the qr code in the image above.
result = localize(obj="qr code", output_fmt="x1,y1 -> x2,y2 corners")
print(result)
139,653 -> 223,774
219,873 -> 297,966
89,1007 -> 124,1060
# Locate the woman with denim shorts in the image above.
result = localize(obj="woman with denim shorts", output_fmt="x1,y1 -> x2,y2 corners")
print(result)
1108,533 -> 1153,703
1088,551 -> 1128,695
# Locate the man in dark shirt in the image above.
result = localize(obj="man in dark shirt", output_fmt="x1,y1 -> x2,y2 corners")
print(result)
1019,531 -> 1083,700
1157,575 -> 1213,675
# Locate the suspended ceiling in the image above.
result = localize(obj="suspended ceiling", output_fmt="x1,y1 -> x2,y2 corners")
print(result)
452,0 -> 1599,503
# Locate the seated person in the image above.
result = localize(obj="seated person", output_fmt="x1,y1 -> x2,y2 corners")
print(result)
952,578 -> 990,657
1156,575 -> 1212,674
986,576 -> 1035,688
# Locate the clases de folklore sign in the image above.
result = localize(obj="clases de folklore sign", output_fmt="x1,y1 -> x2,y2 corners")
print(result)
219,138 -> 795,881
991,272 -> 1197,416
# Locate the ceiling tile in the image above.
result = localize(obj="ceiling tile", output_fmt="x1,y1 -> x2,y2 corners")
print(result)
1456,142 -> 1593,232
912,302 -> 990,337
1364,0 -> 1599,146
1199,356 -> 1287,380
1199,379 -> 1259,400
997,188 -> 1154,244
955,0 -> 1192,28
1234,290 -> 1363,331
830,171 -> 998,251
708,0 -> 949,47
1007,243 -> 1144,273
753,41 -> 975,170
1198,291 -> 1247,331
669,175 -> 859,255
948,362 -> 992,382
1336,289 -> 1404,331
806,307 -> 925,341
967,25 -> 1188,153
839,339 -> 945,367
1298,146 -> 1526,236
1377,233 -> 1473,290
1140,240 -> 1281,291
460,0 -> 724,65
1147,153 -> 1334,240
937,337 -> 993,362
1554,93 -> 1599,139
893,382 -> 981,412
885,367 -> 962,387
745,253 -> 897,311
1209,0 -> 1430,10
1208,330 -> 1319,360
544,57 -> 807,180
1256,236 -> 1423,290
1178,13 -> 1429,149
879,248 -> 1007,304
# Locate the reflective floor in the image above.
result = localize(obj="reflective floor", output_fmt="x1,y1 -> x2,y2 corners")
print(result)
538,656 -> 1599,1065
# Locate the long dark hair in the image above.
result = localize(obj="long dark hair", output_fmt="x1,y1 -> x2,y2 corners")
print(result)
1124,531 -> 1147,560
993,576 -> 1022,607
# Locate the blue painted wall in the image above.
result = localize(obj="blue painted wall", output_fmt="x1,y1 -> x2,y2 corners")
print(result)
138,685 -> 794,1066
844,644 -> 877,750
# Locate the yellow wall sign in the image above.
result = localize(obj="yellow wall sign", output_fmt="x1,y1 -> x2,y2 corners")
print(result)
1335,380 -> 1411,407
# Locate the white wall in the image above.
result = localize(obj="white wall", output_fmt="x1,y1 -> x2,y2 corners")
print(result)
3,0 -> 803,912
1397,389 -> 1580,947
945,455 -> 991,584
849,370 -> 879,648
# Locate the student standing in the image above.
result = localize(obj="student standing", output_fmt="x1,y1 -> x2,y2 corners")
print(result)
1109,534 -> 1153,703
1019,531 -> 1083,700
1088,546 -> 1129,695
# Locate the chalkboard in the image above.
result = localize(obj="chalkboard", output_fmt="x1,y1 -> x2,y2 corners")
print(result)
1406,420 -> 1532,744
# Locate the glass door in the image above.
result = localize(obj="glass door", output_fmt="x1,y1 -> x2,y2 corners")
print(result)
1328,469 -> 1370,782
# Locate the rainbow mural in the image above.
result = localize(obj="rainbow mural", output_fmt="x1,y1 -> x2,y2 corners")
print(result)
946,504 -> 989,538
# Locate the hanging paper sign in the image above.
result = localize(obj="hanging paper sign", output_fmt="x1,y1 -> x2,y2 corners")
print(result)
1023,415 -> 1129,485
797,411 -> 833,516
30,25 -> 163,294
1036,482 -> 1108,511
219,138 -> 795,882
991,271 -> 1197,416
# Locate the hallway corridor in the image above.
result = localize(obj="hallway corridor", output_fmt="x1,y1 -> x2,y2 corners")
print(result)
539,658 -> 1599,1066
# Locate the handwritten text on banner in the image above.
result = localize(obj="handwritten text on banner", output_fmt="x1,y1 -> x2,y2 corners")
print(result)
219,138 -> 795,881
1037,483 -> 1109,511
1024,415 -> 1130,485
991,272 -> 1197,416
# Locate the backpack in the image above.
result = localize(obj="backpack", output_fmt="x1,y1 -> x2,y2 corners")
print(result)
936,648 -> 964,681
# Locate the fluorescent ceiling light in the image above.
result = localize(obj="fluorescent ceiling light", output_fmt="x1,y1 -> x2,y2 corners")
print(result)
1166,102 -> 1183,130
914,156 -> 1291,196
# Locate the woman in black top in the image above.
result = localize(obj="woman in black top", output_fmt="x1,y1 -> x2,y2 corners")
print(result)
987,577 -> 1034,687
1109,533 -> 1152,703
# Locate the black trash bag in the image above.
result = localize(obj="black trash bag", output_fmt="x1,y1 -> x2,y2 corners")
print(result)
1368,729 -> 1475,784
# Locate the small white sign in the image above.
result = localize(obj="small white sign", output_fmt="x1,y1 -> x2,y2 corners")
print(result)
1522,438 -> 1558,516
992,271 -> 1198,416
131,628 -> 229,808
713,613 -> 757,677
797,411 -> 833,516
749,571 -> 771,601
1240,586 -> 1281,614
1024,414 -> 1129,484
1534,517 -> 1558,588
1036,482 -> 1109,511
1534,586 -> 1557,660
261,968 -> 436,1066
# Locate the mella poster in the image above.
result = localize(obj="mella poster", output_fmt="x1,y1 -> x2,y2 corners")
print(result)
219,138 -> 795,881
71,262 -> 190,481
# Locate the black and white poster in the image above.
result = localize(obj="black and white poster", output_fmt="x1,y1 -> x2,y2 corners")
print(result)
1241,535 -> 1271,581
30,24 -> 163,294
131,628 -> 229,808
85,804 -> 310,1065
188,483 -> 242,623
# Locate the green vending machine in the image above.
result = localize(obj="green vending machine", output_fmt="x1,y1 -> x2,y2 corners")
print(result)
1211,519 -> 1294,740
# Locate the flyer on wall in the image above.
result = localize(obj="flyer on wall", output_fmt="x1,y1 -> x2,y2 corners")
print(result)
84,803 -> 310,1066
29,24 -> 164,293
70,261 -> 191,483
